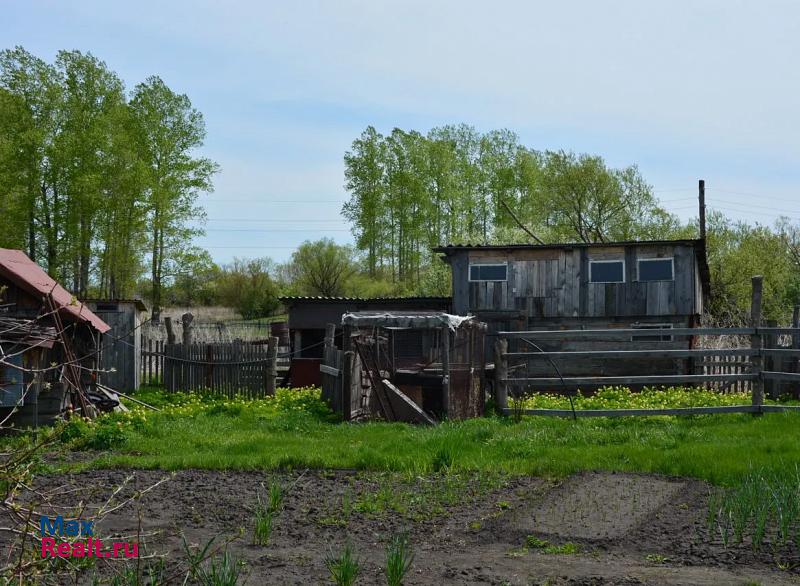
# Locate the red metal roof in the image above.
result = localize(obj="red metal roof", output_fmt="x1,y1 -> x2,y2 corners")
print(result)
0,248 -> 110,333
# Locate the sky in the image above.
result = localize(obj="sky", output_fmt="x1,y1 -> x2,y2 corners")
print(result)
4,0 -> 800,263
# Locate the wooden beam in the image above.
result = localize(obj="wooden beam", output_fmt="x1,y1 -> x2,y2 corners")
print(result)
505,373 -> 757,385
494,338 -> 508,410
496,327 -> 754,338
502,405 -> 764,417
761,371 -> 800,382
506,348 -> 756,359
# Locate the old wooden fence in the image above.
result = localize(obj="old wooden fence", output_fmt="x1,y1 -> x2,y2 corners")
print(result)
495,276 -> 800,417
140,337 -> 290,397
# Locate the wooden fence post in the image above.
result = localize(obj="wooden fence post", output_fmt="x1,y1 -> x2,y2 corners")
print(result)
765,319 -> 777,398
792,305 -> 800,398
164,317 -> 176,345
750,276 -> 764,411
181,312 -> 194,346
322,323 -> 337,407
266,336 -> 278,396
341,325 -> 353,420
494,337 -> 508,410
441,326 -> 451,418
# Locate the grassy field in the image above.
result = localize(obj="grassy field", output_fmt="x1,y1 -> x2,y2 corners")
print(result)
53,386 -> 800,486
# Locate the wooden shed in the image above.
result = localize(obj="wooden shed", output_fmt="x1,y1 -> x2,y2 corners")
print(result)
334,311 -> 487,423
0,248 -> 110,426
83,299 -> 147,393
279,296 -> 451,387
434,239 -> 711,388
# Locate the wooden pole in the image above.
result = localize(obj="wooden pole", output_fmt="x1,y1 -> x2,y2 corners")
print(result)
164,317 -> 176,345
181,312 -> 194,346
322,323 -> 337,407
441,326 -> 451,418
750,276 -> 764,411
266,336 -> 278,396
792,305 -> 800,398
698,179 -> 706,241
341,326 -> 353,421
494,337 -> 508,410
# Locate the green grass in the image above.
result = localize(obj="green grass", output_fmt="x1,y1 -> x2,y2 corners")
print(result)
44,387 -> 800,486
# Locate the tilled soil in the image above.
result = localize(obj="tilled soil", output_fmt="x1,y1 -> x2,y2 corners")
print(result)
12,469 -> 800,585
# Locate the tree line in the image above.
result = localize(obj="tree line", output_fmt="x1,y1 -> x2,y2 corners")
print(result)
342,125 -> 800,321
1,48 -> 797,323
0,47 -> 216,320
342,125 -> 685,291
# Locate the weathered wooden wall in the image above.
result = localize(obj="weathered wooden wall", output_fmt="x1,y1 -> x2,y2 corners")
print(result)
89,303 -> 140,393
451,243 -> 702,320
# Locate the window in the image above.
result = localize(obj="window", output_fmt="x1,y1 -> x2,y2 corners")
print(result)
631,323 -> 673,342
589,260 -> 625,283
469,263 -> 507,282
638,258 -> 674,282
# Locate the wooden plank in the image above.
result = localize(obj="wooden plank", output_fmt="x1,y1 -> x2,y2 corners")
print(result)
505,373 -> 758,385
320,364 -> 340,377
506,348 -> 756,359
762,371 -> 800,382
502,405 -> 760,417
381,379 -> 436,425
498,327 -> 754,337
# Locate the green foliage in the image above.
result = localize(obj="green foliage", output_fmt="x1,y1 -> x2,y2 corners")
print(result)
523,536 -> 581,555
325,543 -> 360,586
214,257 -> 280,319
512,386 -> 781,411
707,467 -> 800,553
59,416 -> 127,450
342,124 -> 680,292
195,551 -> 246,586
0,47 -> 216,300
706,212 -> 800,322
385,533 -> 414,586
286,238 -> 357,297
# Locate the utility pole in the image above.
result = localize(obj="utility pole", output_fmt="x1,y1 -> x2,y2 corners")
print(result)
698,179 -> 706,241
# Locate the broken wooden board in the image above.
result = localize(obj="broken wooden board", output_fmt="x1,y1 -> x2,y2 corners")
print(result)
381,379 -> 436,425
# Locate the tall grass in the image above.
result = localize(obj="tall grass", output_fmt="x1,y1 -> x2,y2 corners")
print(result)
59,388 -> 800,487
325,543 -> 360,586
707,466 -> 800,551
385,534 -> 414,586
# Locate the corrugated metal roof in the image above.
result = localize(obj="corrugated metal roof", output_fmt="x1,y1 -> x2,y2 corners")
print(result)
0,248 -> 110,333
279,295 -> 451,303
433,239 -> 703,253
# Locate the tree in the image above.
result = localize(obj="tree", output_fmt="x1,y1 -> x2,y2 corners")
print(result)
129,76 -> 218,322
287,239 -> 356,297
215,258 -> 280,319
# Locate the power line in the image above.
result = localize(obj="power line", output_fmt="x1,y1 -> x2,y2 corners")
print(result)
202,228 -> 350,232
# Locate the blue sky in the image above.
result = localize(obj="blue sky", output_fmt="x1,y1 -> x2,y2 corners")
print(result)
4,1 -> 800,262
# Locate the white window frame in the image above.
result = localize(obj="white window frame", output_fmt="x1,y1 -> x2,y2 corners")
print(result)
468,262 -> 508,282
589,259 -> 625,283
631,323 -> 674,342
637,257 -> 674,282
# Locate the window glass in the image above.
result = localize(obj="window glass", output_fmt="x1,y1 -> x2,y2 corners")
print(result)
589,261 -> 624,283
638,258 -> 673,282
469,264 -> 507,281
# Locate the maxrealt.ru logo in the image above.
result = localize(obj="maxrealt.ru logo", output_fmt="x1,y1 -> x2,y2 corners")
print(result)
40,515 -> 138,559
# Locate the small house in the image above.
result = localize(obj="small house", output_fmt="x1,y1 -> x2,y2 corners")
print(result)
83,299 -> 148,393
434,239 -> 711,387
0,249 -> 110,426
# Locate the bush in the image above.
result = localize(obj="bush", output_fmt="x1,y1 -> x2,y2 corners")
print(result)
514,386 -> 770,411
